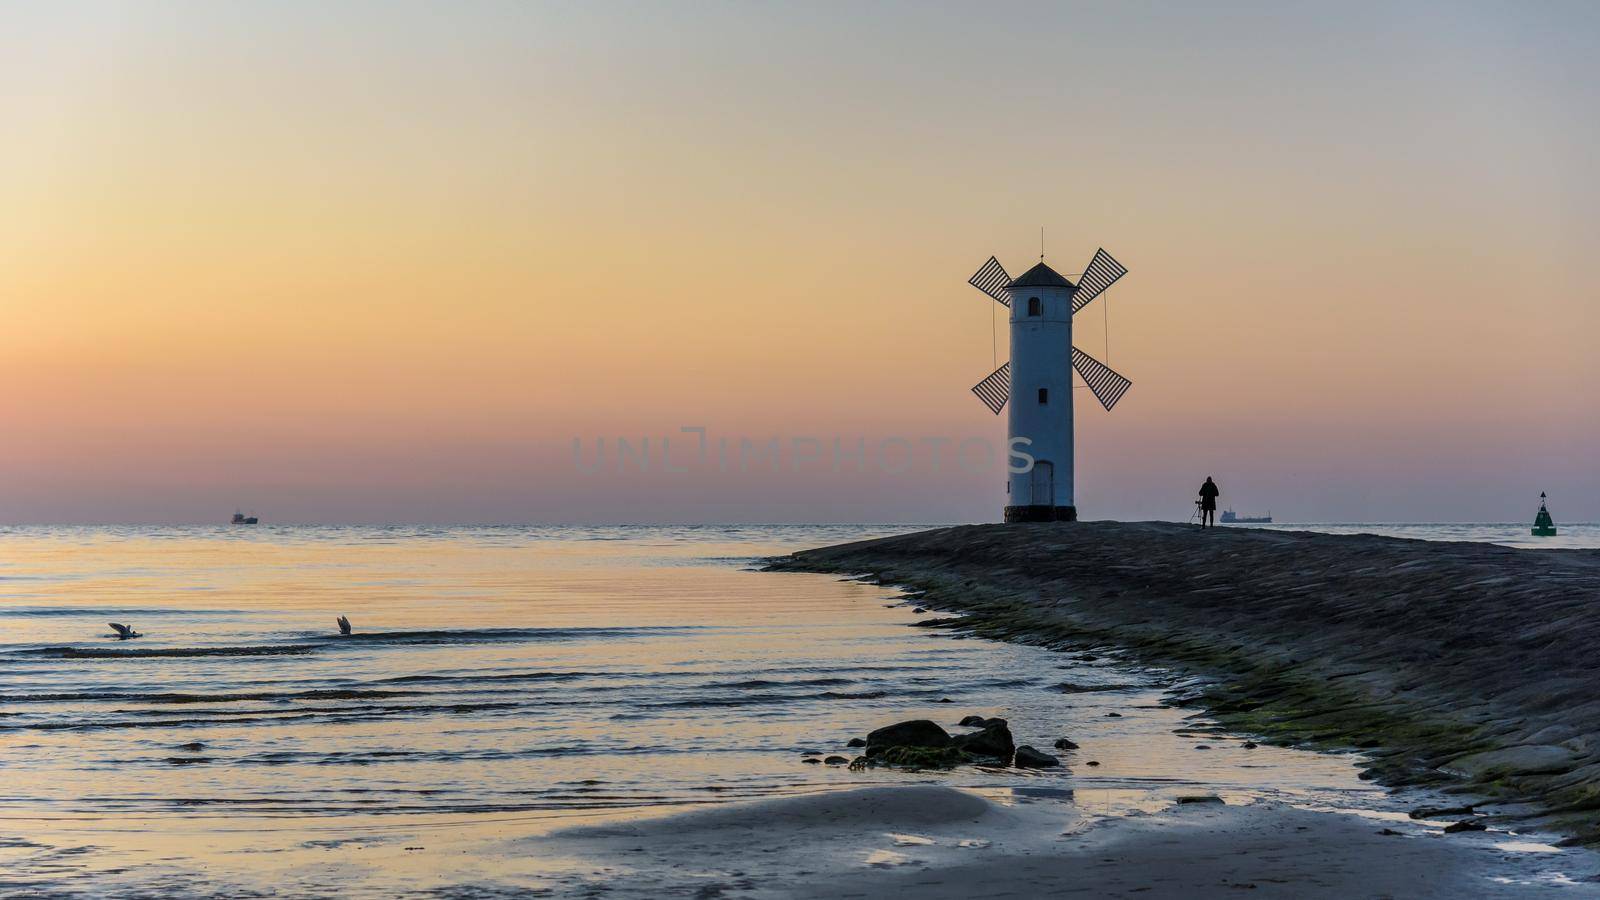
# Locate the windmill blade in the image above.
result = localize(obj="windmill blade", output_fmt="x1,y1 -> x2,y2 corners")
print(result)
1072,348 -> 1132,411
1070,248 -> 1127,313
970,362 -> 1010,415
968,256 -> 1012,308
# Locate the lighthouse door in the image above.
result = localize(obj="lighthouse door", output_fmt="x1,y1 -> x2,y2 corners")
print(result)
1030,461 -> 1054,506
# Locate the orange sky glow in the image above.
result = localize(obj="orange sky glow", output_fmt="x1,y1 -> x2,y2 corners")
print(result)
2,2 -> 1596,523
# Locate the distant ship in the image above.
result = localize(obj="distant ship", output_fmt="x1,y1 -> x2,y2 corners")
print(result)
231,510 -> 259,525
1220,509 -> 1271,524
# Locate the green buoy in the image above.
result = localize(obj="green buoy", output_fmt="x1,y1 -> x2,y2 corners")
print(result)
1532,491 -> 1557,537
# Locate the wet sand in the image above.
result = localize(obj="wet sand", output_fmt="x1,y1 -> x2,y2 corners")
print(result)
769,522 -> 1600,841
546,785 -> 1583,897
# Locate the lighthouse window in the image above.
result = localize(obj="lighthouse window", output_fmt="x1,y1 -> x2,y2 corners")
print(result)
1038,388 -> 1049,404
1027,297 -> 1041,316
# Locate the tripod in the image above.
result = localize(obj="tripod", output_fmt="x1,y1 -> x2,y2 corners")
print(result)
1188,499 -> 1203,525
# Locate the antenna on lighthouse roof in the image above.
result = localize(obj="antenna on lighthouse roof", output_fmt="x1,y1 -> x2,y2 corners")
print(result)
1040,226 -> 1045,261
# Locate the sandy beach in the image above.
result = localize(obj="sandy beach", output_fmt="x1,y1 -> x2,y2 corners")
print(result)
545,784 -> 1583,897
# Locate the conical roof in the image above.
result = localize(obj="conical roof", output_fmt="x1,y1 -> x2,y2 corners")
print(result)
1008,261 -> 1076,290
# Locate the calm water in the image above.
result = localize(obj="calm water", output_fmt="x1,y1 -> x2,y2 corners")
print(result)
1246,521 -> 1600,550
0,523 -> 1589,895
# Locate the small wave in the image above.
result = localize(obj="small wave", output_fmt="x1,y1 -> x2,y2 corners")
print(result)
315,626 -> 690,645
77,794 -> 740,817
211,743 -> 689,767
981,678 -> 1041,688
755,663 -> 967,675
8,713 -> 329,732
1050,681 -> 1141,693
375,670 -> 599,685
16,645 -> 317,659
716,677 -> 854,689
646,687 -> 900,709
0,607 -> 237,617
3,700 -> 526,732
818,690 -> 890,699
2,687 -> 421,704
647,693 -> 815,709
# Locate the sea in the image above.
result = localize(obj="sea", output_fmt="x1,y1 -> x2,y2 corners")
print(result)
1,522 -> 1594,896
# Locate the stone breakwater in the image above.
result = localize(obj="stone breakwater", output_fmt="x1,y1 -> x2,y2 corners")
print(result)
768,521 -> 1600,841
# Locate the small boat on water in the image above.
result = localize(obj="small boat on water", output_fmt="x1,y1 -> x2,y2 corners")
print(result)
1220,509 -> 1272,524
1533,492 -> 1557,537
231,510 -> 259,525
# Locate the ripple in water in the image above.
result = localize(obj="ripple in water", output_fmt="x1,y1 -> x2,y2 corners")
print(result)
0,523 -> 1537,895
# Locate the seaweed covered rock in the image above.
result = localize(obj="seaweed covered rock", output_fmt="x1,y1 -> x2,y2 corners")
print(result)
877,745 -> 967,769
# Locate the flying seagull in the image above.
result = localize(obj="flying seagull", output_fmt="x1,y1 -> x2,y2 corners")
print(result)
108,622 -> 142,640
336,615 -> 352,636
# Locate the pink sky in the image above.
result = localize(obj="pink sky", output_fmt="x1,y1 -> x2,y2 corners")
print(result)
2,2 -> 1596,523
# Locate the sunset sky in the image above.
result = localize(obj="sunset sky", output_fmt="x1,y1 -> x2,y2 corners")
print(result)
2,1 -> 1596,524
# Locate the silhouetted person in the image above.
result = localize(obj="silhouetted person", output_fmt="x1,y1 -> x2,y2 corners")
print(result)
1198,476 -> 1220,527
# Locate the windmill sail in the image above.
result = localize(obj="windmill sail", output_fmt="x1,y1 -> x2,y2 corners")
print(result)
968,256 -> 1012,308
970,362 -> 1010,415
1069,248 -> 1127,313
1071,348 -> 1132,411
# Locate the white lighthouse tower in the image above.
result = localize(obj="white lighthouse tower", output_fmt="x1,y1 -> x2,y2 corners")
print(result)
967,248 -> 1133,522
1005,262 -> 1077,520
